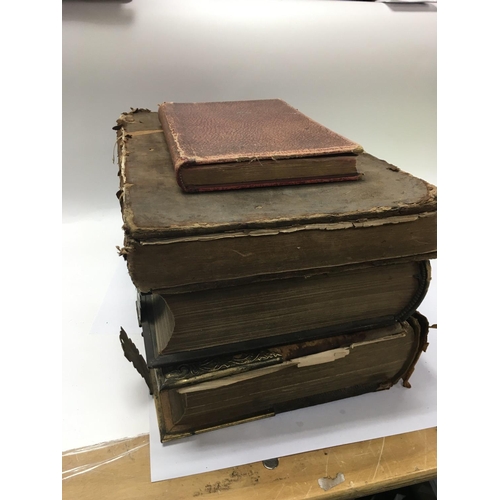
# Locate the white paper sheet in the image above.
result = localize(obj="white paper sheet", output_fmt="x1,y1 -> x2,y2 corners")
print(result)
90,260 -> 140,335
149,263 -> 437,482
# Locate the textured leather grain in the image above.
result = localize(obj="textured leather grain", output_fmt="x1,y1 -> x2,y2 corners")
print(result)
158,99 -> 363,192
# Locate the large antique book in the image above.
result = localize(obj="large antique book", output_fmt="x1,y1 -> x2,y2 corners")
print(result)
148,312 -> 429,442
158,99 -> 363,192
140,259 -> 431,366
114,109 -> 437,294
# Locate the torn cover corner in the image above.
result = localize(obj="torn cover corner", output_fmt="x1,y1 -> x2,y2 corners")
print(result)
130,107 -> 151,114
400,311 -> 430,389
116,245 -> 129,258
376,381 -> 393,391
119,328 -> 153,395
114,108 -> 151,130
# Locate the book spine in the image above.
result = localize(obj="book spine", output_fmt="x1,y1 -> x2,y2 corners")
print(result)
158,103 -> 190,192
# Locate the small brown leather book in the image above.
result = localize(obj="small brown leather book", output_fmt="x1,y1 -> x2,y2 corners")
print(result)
158,99 -> 363,192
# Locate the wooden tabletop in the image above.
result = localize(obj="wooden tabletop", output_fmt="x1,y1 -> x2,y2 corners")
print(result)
62,427 -> 436,499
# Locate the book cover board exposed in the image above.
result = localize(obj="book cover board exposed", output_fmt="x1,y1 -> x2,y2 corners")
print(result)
114,109 -> 437,293
150,313 -> 429,442
140,260 -> 431,367
158,99 -> 363,193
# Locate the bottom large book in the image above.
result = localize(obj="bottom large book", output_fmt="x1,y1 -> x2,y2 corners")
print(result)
149,312 -> 429,442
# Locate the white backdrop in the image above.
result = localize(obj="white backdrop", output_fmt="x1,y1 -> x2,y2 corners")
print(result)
62,0 -> 436,452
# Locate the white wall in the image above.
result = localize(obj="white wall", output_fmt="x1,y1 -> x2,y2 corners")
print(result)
62,0 -> 436,451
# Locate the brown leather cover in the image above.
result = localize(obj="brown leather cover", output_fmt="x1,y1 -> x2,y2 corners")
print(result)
158,99 -> 363,192
114,110 -> 437,293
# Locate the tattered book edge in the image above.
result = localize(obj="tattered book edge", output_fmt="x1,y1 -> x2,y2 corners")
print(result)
119,328 -> 153,395
114,110 -> 437,241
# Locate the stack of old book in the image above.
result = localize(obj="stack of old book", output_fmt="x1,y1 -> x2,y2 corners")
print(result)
115,100 -> 437,442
